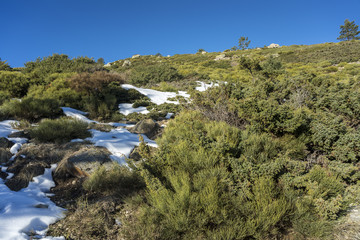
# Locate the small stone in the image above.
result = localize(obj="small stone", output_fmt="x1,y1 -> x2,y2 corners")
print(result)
34,203 -> 49,209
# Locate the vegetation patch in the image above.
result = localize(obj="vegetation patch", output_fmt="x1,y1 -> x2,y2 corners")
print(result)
30,117 -> 91,143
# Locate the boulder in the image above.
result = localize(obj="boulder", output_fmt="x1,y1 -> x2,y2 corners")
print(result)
0,170 -> 8,180
6,160 -> 49,191
122,60 -> 131,67
132,54 -> 141,59
201,51 -> 207,55
268,43 -> 280,48
8,131 -> 30,139
0,137 -> 14,149
0,148 -> 12,164
129,119 -> 160,139
54,146 -> 113,181
214,53 -> 226,61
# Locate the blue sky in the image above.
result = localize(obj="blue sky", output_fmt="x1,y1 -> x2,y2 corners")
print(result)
1,0 -> 359,67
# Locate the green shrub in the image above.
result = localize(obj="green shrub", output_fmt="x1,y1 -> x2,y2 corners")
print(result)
0,91 -> 11,105
30,117 -> 91,143
132,99 -> 152,108
0,71 -> 31,97
130,64 -> 182,86
83,163 -> 145,196
0,58 -> 11,71
1,97 -> 62,122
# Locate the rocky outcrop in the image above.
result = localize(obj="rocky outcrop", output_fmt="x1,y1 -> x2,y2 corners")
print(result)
8,131 -> 30,139
128,119 -> 160,139
122,60 -> 131,67
268,43 -> 280,48
132,54 -> 141,59
214,53 -> 230,61
54,146 -> 113,181
0,137 -> 14,149
0,148 -> 12,164
4,142 -> 86,191
6,160 -> 49,191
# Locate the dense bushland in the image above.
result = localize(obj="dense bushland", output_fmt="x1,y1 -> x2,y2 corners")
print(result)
117,111 -> 357,239
1,41 -> 360,239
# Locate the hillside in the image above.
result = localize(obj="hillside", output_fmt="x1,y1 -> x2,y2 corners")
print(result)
0,40 -> 360,239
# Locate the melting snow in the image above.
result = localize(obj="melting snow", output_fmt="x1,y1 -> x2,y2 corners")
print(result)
0,165 -> 65,240
122,84 -> 190,105
0,84 -> 182,239
195,81 -> 219,92
119,103 -> 150,116
61,107 -> 96,124
86,128 -> 157,165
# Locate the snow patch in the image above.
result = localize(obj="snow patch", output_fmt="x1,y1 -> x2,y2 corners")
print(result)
122,84 -> 190,105
195,81 -> 219,92
0,165 -> 65,240
86,128 -> 157,165
61,107 -> 96,124
119,103 -> 150,116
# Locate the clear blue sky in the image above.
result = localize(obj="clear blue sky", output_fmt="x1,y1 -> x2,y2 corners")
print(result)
1,0 -> 359,67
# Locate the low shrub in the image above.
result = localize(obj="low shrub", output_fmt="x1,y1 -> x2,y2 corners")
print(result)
83,163 -> 145,197
130,63 -> 182,86
30,117 -> 91,143
0,97 -> 63,122
48,198 -> 119,240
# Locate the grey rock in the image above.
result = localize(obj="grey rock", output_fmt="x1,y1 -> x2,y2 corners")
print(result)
122,60 -> 132,67
0,148 -> 12,164
54,146 -> 113,181
268,43 -> 280,48
8,131 -> 30,139
129,119 -> 160,139
0,137 -> 14,149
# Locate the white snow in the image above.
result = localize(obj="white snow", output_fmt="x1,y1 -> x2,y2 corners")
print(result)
61,107 -> 96,124
0,164 -> 65,240
122,84 -> 190,105
0,121 -> 64,240
195,81 -> 219,92
0,120 -> 20,138
165,113 -> 174,119
119,103 -> 150,116
0,83 -> 184,239
108,122 -> 135,128
86,128 -> 157,165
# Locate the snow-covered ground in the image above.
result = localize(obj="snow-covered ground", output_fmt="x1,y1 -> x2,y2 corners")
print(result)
0,84 -> 198,239
195,81 -> 219,92
86,128 -> 157,165
61,107 -> 96,124
118,103 -> 150,116
0,121 -> 65,240
121,84 -> 190,105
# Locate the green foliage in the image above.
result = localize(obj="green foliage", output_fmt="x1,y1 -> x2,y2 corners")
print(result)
338,19 -> 360,41
333,130 -> 360,163
121,112 -> 301,239
83,163 -> 145,196
0,58 -> 11,71
130,63 -> 182,86
68,71 -> 124,95
23,54 -> 104,82
0,71 -> 31,97
30,117 -> 91,143
237,36 -> 251,50
0,91 -> 11,105
0,97 -> 62,122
